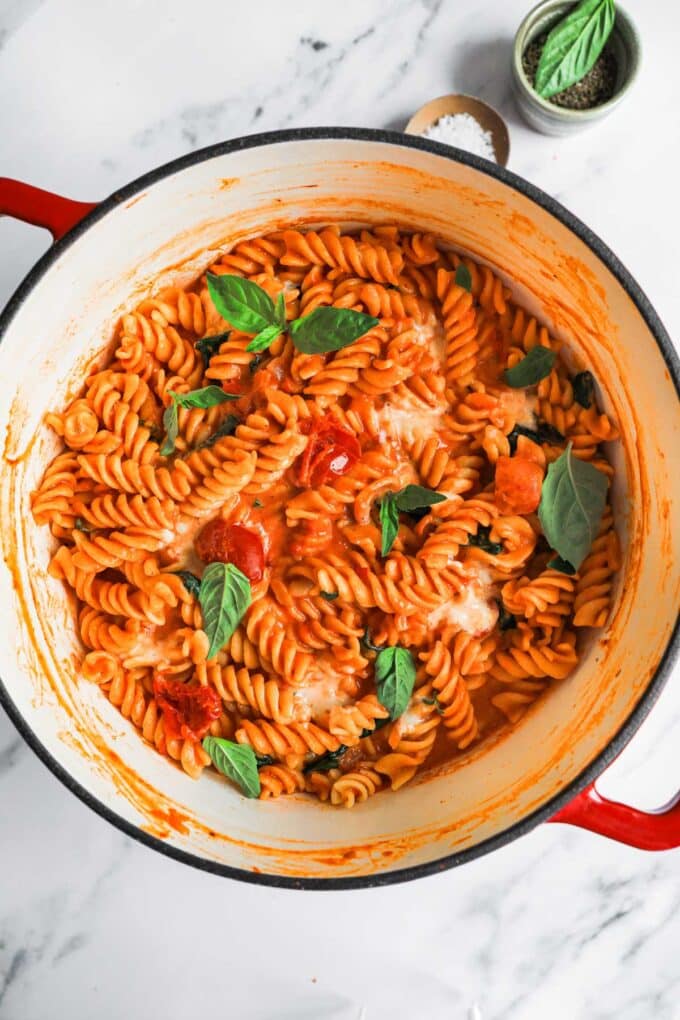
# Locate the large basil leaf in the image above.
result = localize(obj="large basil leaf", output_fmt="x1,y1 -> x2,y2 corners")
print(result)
202,736 -> 260,798
504,346 -> 556,388
199,561 -> 252,659
538,443 -> 607,571
535,0 -> 616,99
375,646 -> 416,720
207,273 -> 278,334
289,307 -> 378,354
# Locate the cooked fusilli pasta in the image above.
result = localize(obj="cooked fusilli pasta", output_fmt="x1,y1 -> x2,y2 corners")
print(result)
32,223 -> 620,804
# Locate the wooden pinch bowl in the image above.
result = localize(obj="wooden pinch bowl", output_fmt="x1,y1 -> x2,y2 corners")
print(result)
405,93 -> 510,166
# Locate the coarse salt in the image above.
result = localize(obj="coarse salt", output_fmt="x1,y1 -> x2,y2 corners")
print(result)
423,112 -> 496,162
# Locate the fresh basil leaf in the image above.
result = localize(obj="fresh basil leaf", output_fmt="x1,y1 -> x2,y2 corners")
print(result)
507,421 -> 565,454
379,492 -> 400,556
195,331 -> 230,366
319,591 -> 339,602
202,736 -> 260,798
176,570 -> 201,598
548,554 -> 577,575
246,322 -> 284,353
394,484 -> 446,513
375,645 -> 416,720
199,561 -> 252,659
161,402 -> 179,456
196,414 -> 240,450
275,290 -> 287,329
207,273 -> 278,334
289,307 -> 379,354
467,525 -> 503,556
538,443 -> 607,571
455,263 -> 472,292
535,0 -> 616,99
171,386 -> 238,411
361,629 -> 385,654
74,517 -> 93,533
497,600 -> 517,631
504,346 -> 556,388
573,370 -> 595,409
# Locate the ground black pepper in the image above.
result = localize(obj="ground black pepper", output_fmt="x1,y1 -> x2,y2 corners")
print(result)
523,33 -> 618,110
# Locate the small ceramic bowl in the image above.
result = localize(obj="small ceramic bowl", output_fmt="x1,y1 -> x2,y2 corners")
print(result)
512,0 -> 641,136
405,94 -> 510,167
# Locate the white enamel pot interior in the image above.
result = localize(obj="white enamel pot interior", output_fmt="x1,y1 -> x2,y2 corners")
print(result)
1,130 -> 679,887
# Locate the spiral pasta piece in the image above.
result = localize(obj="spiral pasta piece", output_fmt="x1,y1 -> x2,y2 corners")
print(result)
258,765 -> 305,800
236,718 -> 342,759
573,510 -> 621,627
330,767 -> 384,807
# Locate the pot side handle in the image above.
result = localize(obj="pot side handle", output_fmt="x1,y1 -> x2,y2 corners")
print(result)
550,781 -> 680,850
0,178 -> 97,241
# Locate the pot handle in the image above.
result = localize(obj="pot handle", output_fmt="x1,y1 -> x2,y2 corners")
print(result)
550,780 -> 680,850
0,178 -> 97,241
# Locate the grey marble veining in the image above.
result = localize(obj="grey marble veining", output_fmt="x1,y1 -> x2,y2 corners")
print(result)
1,1 -> 679,1017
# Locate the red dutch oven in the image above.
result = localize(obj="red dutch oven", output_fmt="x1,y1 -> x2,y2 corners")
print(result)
0,129 -> 678,887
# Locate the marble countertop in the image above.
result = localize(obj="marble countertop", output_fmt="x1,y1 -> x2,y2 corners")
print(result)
1,1 -> 679,1017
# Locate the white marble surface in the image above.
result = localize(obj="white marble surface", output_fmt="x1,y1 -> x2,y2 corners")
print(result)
1,1 -> 679,1017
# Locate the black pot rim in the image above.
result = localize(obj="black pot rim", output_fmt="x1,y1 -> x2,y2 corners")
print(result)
1,126 -> 678,891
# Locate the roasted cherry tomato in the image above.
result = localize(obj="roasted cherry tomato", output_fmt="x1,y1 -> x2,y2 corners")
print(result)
195,519 -> 265,583
495,455 -> 543,515
298,420 -> 361,487
153,674 -> 221,742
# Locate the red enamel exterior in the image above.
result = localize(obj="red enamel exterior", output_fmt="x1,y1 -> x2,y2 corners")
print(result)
550,782 -> 680,850
1,171 -> 678,861
0,177 -> 97,240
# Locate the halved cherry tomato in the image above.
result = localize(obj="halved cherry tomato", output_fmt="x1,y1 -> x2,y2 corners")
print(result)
298,420 -> 361,487
153,674 -> 221,742
195,520 -> 265,583
495,455 -> 544,514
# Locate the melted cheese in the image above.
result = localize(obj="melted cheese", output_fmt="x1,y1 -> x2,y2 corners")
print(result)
397,697 -> 431,735
411,316 -> 447,369
499,388 -> 537,430
427,565 -> 499,636
121,629 -> 175,668
379,402 -> 447,446
293,664 -> 352,722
